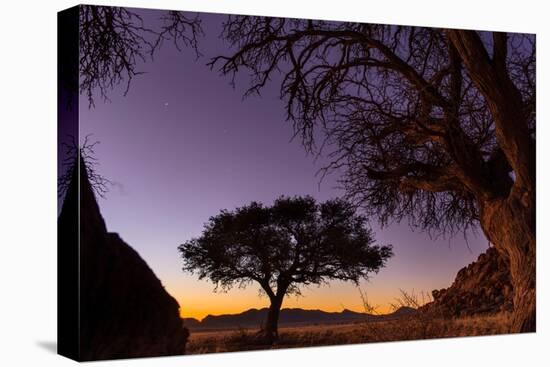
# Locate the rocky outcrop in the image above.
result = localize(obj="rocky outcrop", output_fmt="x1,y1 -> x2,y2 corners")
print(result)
421,247 -> 513,318
59,158 -> 188,360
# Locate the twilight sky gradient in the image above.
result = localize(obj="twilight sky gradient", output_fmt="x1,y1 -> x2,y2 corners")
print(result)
79,10 -> 489,320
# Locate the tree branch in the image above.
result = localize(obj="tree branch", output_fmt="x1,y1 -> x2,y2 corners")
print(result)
446,30 -> 534,192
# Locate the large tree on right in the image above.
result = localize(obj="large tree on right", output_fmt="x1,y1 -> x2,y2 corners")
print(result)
211,20 -> 535,332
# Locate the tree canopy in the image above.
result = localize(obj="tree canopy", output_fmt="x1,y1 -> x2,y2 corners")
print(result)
210,19 -> 535,237
179,196 -> 392,296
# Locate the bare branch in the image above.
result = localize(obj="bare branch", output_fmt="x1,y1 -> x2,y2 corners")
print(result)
210,18 -> 535,236
79,5 -> 203,107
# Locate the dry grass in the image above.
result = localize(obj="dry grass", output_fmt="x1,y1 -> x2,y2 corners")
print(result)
186,289 -> 512,355
186,312 -> 513,355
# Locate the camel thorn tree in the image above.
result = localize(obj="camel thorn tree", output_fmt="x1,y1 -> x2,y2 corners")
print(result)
179,196 -> 392,343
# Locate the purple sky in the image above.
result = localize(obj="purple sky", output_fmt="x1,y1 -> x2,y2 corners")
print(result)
79,10 -> 488,319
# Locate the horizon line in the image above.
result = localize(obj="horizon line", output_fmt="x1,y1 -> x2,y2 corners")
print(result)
180,304 -> 412,321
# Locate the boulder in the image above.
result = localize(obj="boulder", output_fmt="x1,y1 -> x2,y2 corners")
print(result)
421,246 -> 513,318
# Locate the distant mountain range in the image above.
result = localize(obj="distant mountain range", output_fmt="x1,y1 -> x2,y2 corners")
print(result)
183,306 -> 416,330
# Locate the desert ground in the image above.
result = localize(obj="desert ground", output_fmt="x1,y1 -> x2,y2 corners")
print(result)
186,312 -> 513,354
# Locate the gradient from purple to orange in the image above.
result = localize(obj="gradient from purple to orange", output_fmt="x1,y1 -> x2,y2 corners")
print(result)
78,10 -> 488,320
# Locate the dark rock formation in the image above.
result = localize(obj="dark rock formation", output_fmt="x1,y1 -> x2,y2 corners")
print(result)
421,247 -> 513,318
58,158 -> 188,361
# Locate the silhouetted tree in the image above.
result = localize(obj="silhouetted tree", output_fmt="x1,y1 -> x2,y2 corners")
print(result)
79,5 -> 202,106
179,196 -> 392,343
209,18 -> 535,332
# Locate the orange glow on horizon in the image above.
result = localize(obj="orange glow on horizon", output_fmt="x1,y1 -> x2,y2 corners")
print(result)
173,287 -> 400,321
178,303 -> 396,321
159,242 -> 474,322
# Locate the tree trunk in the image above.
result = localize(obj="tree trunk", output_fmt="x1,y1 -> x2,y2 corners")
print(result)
264,295 -> 284,344
480,190 -> 535,333
447,30 -> 536,333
